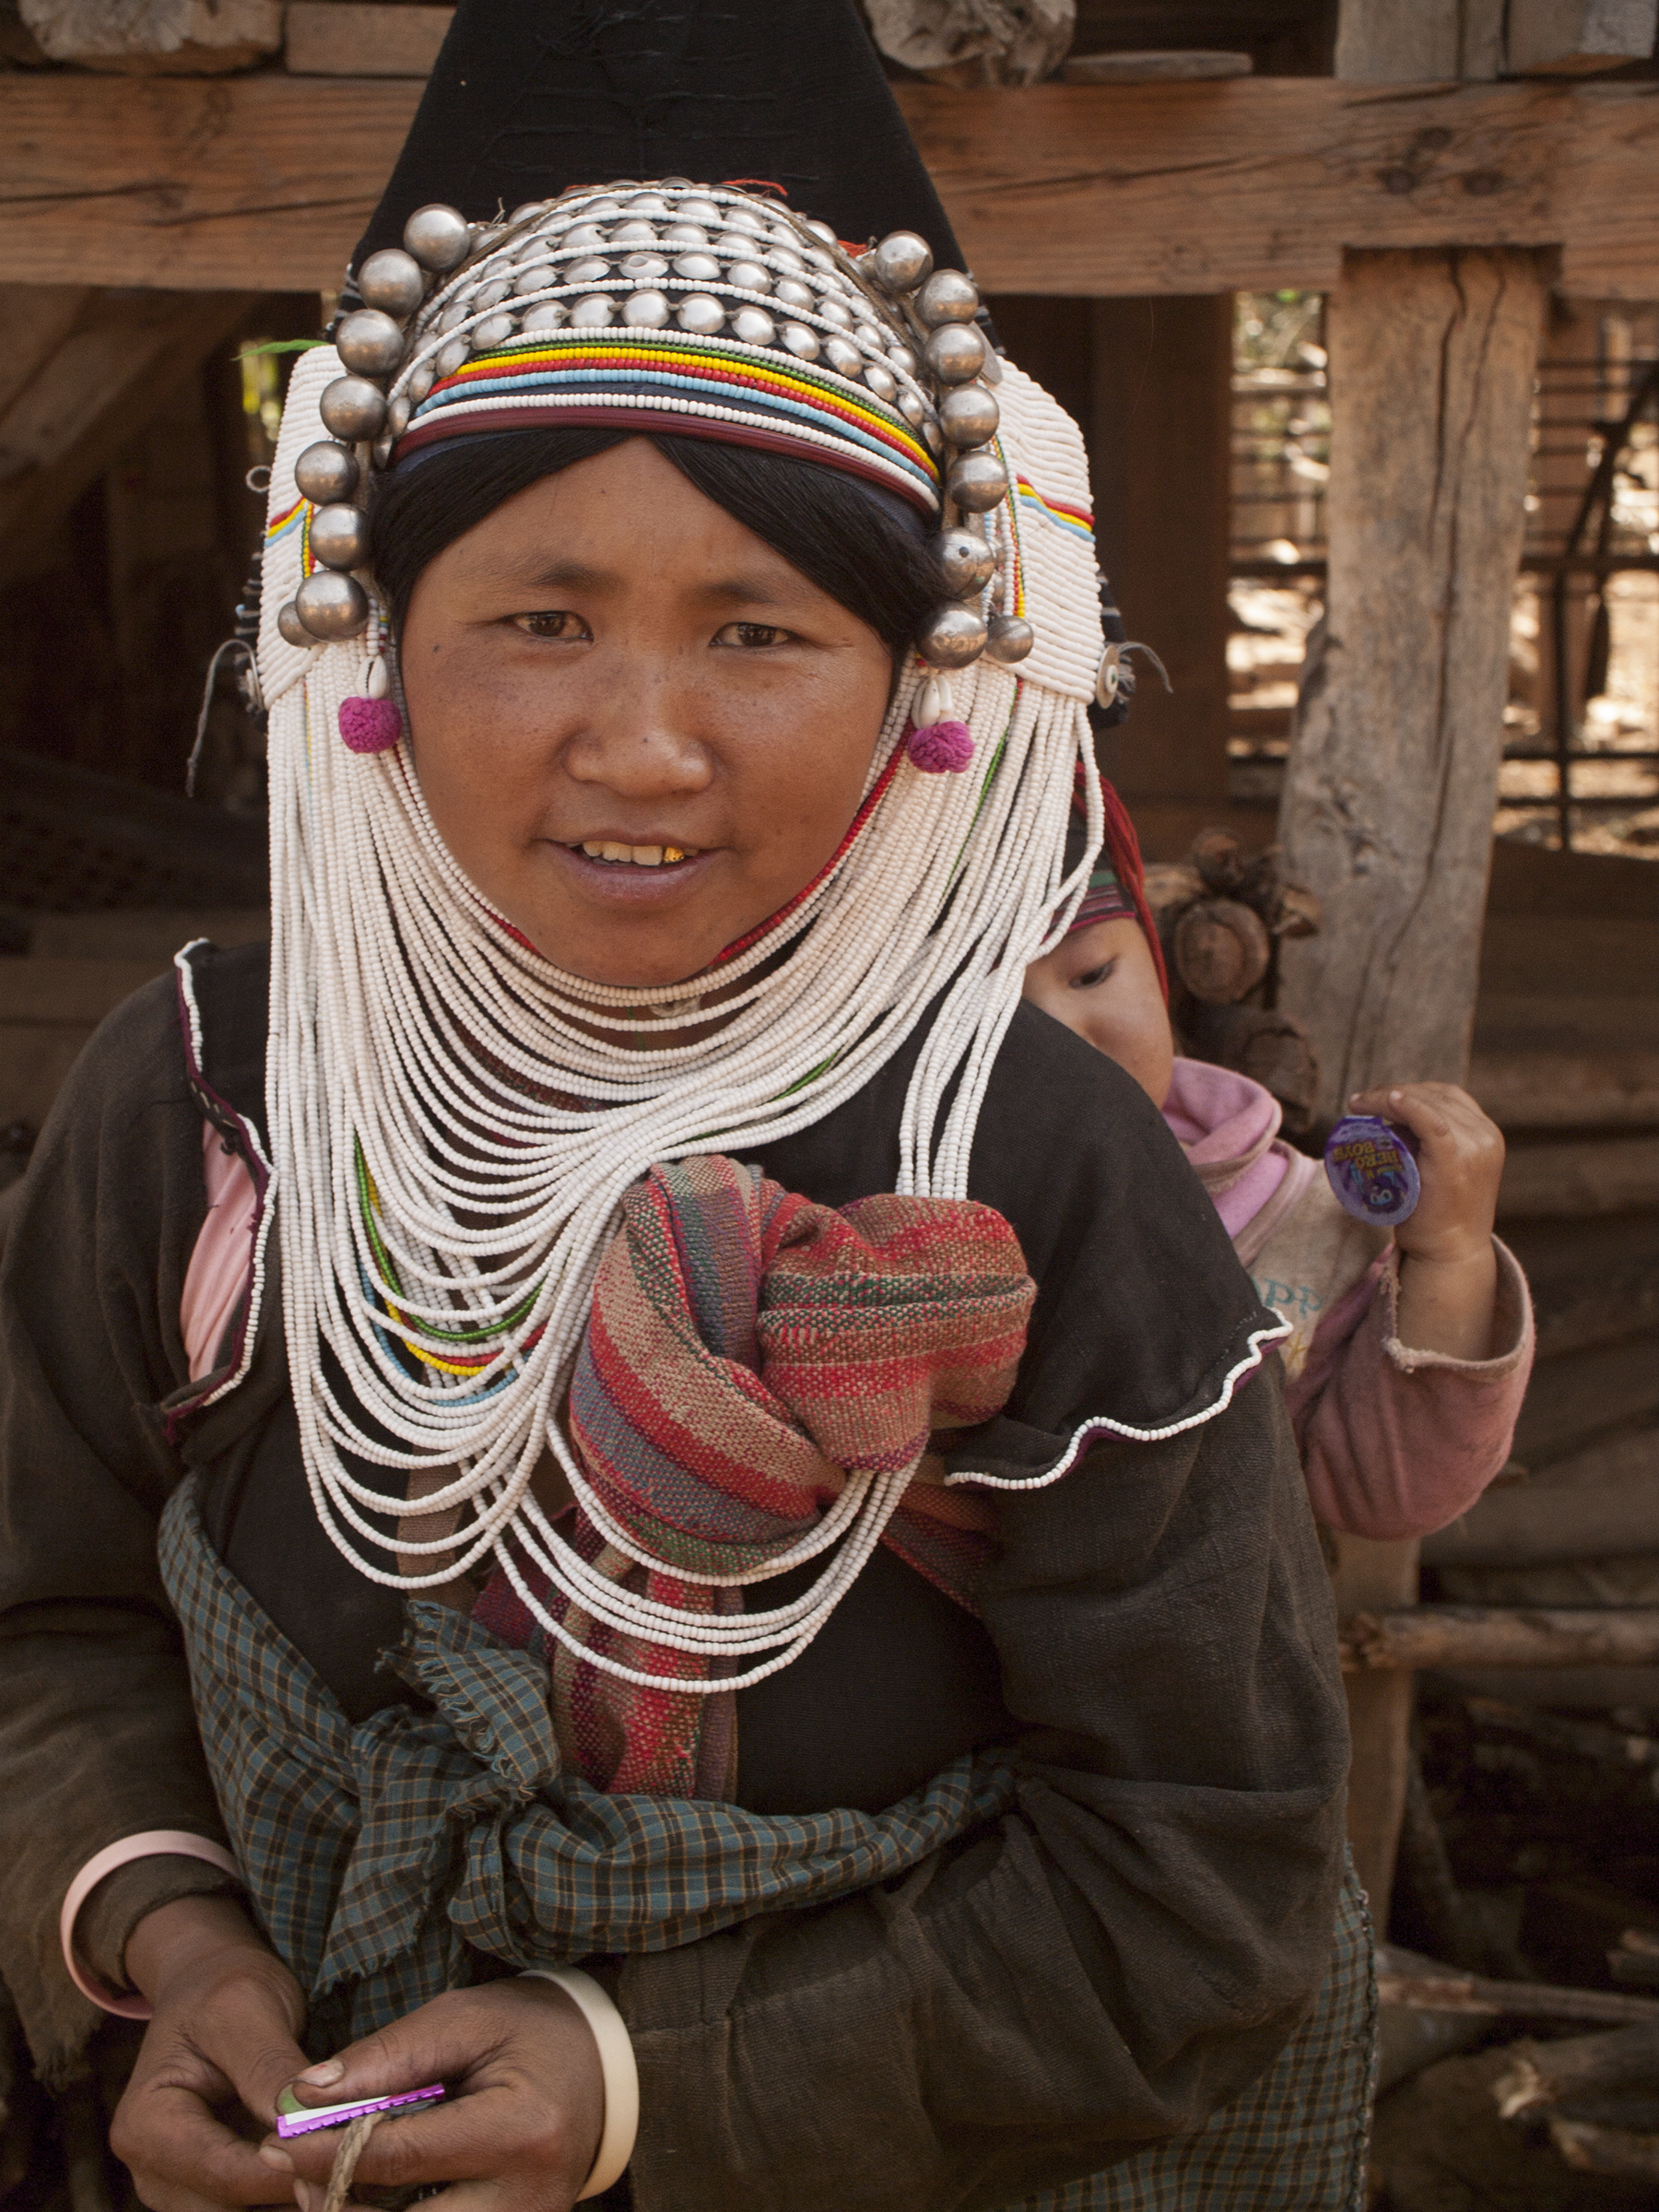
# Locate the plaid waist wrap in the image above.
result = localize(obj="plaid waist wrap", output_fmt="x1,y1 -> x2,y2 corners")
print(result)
157,1478 -> 1019,2051
474,1156 -> 1037,1798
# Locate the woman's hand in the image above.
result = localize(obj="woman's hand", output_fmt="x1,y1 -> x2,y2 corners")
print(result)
1347,1081 -> 1504,1362
111,1893 -> 311,2210
258,1977 -> 605,2210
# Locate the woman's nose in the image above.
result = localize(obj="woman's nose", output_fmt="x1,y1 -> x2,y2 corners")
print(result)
561,657 -> 713,799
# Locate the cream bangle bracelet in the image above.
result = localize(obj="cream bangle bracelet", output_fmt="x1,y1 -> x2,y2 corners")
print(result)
519,1967 -> 639,2199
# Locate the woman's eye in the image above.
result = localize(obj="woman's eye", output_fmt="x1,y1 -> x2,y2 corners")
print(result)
513,610 -> 592,641
1070,959 -> 1118,992
713,620 -> 791,650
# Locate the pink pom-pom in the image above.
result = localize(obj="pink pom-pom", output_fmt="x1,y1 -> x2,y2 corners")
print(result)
905,719 -> 974,773
338,696 -> 404,755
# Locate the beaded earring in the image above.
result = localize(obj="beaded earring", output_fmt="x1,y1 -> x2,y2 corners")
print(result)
338,634 -> 402,755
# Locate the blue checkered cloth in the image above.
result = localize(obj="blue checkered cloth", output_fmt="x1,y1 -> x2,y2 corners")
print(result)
1004,1860 -> 1376,2212
157,1477 -> 1017,2050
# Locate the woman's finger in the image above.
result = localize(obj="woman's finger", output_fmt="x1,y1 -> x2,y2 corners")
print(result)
276,2081 -> 587,2193
112,2081 -> 298,2207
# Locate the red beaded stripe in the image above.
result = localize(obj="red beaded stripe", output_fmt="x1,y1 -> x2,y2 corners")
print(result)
394,406 -> 938,513
420,341 -> 936,480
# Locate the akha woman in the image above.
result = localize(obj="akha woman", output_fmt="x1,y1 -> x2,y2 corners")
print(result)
0,6 -> 1360,2207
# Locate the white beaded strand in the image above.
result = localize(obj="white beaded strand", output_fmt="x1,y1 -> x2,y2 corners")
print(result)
259,342 -> 1103,1689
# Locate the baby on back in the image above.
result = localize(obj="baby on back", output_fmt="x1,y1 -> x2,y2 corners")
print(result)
1021,783 -> 1533,1543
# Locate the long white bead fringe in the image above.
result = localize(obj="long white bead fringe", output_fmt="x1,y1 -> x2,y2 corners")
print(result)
259,345 -> 1106,1694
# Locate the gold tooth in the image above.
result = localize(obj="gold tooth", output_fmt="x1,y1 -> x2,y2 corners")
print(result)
664,846 -> 685,864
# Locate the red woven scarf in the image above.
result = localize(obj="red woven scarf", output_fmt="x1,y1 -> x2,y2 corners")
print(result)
476,1156 -> 1034,1796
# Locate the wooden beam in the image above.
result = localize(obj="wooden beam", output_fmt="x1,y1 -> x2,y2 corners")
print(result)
3,74 -> 1659,298
1342,1605 -> 1659,1670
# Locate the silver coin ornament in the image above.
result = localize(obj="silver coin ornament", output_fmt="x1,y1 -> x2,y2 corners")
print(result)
299,190 -> 1045,703
309,502 -> 371,571
871,229 -> 933,291
296,570 -> 370,640
294,440 -> 359,504
939,383 -> 999,449
358,248 -> 426,318
915,269 -> 980,328
934,525 -> 997,594
924,324 -> 987,385
404,203 -> 472,272
319,375 -> 388,441
984,614 -> 1035,665
276,600 -> 314,649
917,602 -> 990,668
947,450 -> 1009,512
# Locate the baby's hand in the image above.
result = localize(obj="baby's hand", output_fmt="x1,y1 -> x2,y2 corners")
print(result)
1346,1082 -> 1504,1264
1346,1083 -> 1503,1362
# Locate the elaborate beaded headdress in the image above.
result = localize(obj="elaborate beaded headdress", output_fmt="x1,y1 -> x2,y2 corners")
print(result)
244,0 -> 1112,1669
276,182 -> 1051,759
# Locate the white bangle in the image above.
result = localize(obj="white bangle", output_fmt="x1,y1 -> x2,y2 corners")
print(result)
519,1967 -> 639,2199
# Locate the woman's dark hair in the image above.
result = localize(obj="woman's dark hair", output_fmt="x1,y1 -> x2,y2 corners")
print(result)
369,427 -> 943,657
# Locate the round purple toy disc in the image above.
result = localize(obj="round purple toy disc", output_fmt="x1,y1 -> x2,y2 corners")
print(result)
1323,1114 -> 1420,1227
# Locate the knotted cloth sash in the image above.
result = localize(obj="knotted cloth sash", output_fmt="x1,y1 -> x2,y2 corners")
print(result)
476,1156 -> 1035,1797
156,1481 -> 1018,2053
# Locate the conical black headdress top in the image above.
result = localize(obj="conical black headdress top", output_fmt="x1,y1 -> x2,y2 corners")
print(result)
353,0 -> 964,273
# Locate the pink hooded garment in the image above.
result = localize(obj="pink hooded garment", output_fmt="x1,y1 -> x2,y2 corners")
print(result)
1162,1058 -> 1534,1542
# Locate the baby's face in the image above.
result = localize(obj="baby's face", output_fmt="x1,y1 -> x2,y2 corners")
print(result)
1021,917 -> 1175,1108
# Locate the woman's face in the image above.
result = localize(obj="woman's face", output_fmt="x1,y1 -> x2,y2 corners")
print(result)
1021,917 -> 1175,1108
399,438 -> 894,987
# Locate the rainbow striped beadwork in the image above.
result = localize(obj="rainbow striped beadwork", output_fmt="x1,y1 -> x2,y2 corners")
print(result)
398,331 -> 942,512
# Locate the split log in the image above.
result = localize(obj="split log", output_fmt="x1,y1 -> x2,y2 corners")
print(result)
1379,1971 -> 1659,2027
1277,248 -> 1546,1123
1141,863 -> 1205,930
1180,1003 -> 1319,1132
860,0 -> 1074,84
1613,1931 -> 1659,1988
1341,1605 -> 1659,1672
1171,900 -> 1271,1005
1547,2116 -> 1659,2179
1491,2020 -> 1659,2117
1465,1697 -> 1659,1771
18,0 -> 278,71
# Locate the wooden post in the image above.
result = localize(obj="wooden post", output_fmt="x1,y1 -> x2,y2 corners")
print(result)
1088,294 -> 1234,814
1280,242 -> 1545,1934
1278,250 -> 1547,1117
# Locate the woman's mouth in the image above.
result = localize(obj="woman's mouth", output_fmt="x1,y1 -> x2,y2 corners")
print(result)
575,841 -> 701,868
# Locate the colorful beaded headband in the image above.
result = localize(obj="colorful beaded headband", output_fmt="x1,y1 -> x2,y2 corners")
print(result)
275,179 -> 1034,701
